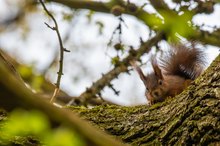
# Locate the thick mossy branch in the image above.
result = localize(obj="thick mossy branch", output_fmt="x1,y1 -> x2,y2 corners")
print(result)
0,61 -> 127,146
69,55 -> 220,145
0,50 -> 22,82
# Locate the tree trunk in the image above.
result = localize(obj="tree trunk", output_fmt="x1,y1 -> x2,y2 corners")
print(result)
0,54 -> 219,146
70,54 -> 220,145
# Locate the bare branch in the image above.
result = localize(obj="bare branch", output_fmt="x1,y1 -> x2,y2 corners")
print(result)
39,0 -> 70,103
68,32 -> 164,106
191,28 -> 220,47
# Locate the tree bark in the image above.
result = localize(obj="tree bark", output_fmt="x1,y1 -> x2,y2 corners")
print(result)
0,58 -> 127,146
1,54 -> 219,145
70,54 -> 220,145
0,53 -> 219,145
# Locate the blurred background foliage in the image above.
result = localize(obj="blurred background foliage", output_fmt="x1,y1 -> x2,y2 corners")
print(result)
0,109 -> 85,146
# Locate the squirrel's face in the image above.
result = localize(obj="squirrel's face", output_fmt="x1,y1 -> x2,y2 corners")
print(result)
145,73 -> 168,104
144,58 -> 168,105
131,58 -> 170,105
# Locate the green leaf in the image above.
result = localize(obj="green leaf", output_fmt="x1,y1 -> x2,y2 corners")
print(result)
31,75 -> 44,92
160,10 -> 195,42
87,10 -> 95,23
18,65 -> 33,79
111,56 -> 120,65
44,127 -> 85,146
140,13 -> 163,30
3,109 -> 50,138
96,21 -> 104,35
0,109 -> 85,145
62,13 -> 74,21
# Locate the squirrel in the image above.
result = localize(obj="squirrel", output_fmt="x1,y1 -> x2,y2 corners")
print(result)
131,44 -> 206,105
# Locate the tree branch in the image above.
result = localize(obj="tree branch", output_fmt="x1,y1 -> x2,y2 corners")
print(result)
39,0 -> 70,103
191,28 -> 220,47
50,0 -> 110,13
48,0 -> 161,29
0,60 -> 127,146
68,32 -> 164,106
47,0 -> 220,47
149,0 -> 170,11
0,50 -> 22,82
70,54 -> 220,145
148,0 -> 220,47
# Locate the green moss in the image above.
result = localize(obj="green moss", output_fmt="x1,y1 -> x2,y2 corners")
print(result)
160,117 -> 181,140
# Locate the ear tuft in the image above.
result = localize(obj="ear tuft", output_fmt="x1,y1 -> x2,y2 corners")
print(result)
151,57 -> 163,80
130,60 -> 148,87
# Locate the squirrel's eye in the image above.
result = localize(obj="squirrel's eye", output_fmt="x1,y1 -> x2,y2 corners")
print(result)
158,80 -> 163,85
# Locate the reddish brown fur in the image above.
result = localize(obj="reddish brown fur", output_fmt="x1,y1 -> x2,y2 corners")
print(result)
131,44 -> 206,105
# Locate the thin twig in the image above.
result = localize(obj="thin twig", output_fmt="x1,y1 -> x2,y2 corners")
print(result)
39,0 -> 70,103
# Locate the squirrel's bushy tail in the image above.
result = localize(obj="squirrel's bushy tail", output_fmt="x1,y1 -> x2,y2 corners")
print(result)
160,44 -> 207,80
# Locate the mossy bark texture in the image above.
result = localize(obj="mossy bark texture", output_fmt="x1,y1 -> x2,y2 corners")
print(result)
0,55 -> 219,146
70,55 -> 220,146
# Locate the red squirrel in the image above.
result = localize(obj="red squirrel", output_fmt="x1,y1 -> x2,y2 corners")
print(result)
131,44 -> 206,105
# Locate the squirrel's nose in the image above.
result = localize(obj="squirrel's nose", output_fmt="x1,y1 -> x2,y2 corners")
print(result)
152,91 -> 159,97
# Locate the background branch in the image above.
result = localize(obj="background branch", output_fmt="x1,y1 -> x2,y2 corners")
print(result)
48,0 -> 220,47
39,0 -> 70,102
68,32 -> 164,106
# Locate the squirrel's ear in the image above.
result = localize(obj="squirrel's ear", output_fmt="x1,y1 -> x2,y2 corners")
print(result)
130,60 -> 148,87
151,58 -> 163,80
